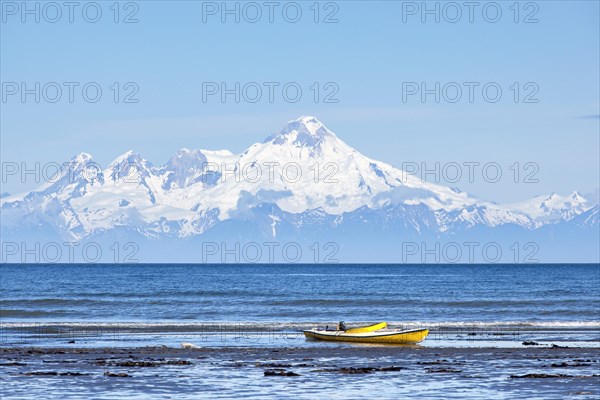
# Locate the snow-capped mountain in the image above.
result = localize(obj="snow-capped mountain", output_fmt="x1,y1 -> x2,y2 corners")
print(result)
504,192 -> 591,223
1,116 -> 598,262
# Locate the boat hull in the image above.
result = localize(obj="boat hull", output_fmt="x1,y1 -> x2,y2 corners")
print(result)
345,322 -> 387,333
303,328 -> 429,344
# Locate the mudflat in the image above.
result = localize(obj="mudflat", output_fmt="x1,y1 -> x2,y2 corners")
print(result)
1,345 -> 599,398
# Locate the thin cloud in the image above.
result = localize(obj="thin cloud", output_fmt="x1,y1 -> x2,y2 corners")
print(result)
579,114 -> 600,119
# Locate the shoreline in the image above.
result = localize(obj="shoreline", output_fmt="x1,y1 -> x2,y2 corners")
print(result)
2,321 -> 599,350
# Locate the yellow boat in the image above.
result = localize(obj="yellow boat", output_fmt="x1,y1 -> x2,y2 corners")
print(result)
303,328 -> 429,344
345,322 -> 387,333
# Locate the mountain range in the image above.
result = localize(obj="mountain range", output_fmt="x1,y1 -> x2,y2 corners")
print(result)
1,116 -> 598,263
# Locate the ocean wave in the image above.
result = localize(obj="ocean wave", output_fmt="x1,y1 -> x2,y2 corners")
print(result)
0,299 -> 108,306
1,320 -> 599,333
0,310 -> 70,318
262,299 -> 595,308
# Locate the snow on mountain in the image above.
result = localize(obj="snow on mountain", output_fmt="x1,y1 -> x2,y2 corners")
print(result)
1,116 -> 597,241
567,205 -> 599,228
186,115 -> 483,219
503,191 -> 591,224
160,149 -> 208,189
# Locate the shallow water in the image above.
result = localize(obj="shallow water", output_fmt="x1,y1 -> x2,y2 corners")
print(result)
1,346 -> 599,399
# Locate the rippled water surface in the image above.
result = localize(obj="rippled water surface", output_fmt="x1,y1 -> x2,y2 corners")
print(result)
1,264 -> 598,323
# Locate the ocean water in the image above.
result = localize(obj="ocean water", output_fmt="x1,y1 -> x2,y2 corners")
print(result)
2,264 -> 600,399
1,264 -> 599,347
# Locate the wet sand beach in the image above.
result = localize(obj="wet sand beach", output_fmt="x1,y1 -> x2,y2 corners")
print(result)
1,345 -> 599,399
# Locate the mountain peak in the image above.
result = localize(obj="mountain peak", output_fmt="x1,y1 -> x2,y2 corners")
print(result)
570,191 -> 584,200
296,115 -> 323,126
106,150 -> 153,184
288,115 -> 331,135
163,148 -> 208,188
110,150 -> 136,165
264,116 -> 336,148
171,148 -> 205,160
69,152 -> 93,166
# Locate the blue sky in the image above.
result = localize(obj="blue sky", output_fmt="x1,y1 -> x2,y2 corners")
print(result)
1,0 -> 599,202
